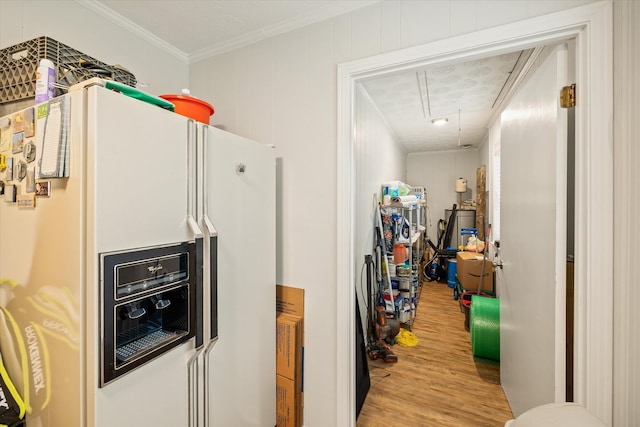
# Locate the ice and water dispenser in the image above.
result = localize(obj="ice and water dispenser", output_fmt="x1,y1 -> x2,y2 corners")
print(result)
100,242 -> 196,386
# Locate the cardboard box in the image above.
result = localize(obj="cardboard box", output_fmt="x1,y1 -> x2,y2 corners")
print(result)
456,251 -> 494,292
276,285 -> 304,385
276,285 -> 304,318
276,285 -> 304,426
276,313 -> 303,382
277,374 -> 302,427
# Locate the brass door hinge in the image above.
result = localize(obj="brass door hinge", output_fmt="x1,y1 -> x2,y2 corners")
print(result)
560,84 -> 576,108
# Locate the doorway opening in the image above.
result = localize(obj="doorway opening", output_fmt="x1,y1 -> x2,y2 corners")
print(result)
336,2 -> 612,426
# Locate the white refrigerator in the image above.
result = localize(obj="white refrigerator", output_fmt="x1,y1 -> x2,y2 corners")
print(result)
0,82 -> 275,426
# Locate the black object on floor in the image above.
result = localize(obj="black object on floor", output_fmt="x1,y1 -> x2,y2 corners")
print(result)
355,296 -> 370,419
424,204 -> 459,282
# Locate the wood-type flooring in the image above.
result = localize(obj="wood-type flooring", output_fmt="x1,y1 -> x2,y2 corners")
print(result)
357,280 -> 513,427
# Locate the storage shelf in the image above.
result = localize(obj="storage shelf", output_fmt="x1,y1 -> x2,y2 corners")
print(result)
380,202 -> 427,331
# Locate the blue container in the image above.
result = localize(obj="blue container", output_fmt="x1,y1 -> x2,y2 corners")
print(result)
447,259 -> 457,288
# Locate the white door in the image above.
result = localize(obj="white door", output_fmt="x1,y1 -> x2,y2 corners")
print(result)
498,44 -> 568,417
205,127 -> 276,426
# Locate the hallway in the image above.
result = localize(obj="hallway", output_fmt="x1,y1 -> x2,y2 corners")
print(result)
357,280 -> 513,426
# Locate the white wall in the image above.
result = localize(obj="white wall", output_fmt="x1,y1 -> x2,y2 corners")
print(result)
613,0 -> 640,425
406,149 -> 480,242
0,1 -> 188,96
354,85 -> 406,330
189,1 -> 599,424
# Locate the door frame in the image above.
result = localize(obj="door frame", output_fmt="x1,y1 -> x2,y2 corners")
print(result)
336,1 -> 612,425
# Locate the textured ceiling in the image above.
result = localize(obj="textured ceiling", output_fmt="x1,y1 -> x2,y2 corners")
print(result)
361,51 -> 528,153
86,0 -> 532,153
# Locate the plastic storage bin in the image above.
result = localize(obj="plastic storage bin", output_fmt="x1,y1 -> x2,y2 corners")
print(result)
447,258 -> 457,288
0,36 -> 136,103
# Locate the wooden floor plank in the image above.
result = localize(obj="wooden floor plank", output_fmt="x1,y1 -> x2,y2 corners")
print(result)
357,281 -> 513,427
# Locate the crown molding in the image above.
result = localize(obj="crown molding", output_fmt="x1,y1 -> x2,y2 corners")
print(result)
188,1 -> 379,63
75,0 -> 189,63
76,0 -> 378,65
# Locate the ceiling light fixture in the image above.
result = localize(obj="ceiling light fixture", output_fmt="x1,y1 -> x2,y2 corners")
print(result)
458,110 -> 473,149
416,70 -> 432,118
457,109 -> 462,146
431,117 -> 448,126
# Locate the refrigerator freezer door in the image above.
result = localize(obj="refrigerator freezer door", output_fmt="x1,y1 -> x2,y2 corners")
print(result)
0,85 -> 199,427
205,126 -> 276,426
87,86 -> 193,254
84,86 -> 195,427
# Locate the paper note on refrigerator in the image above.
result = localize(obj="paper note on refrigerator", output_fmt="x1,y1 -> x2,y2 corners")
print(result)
37,97 -> 70,178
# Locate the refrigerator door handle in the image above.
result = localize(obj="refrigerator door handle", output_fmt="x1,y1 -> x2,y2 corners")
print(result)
203,219 -> 218,427
188,216 -> 204,350
201,126 -> 219,426
203,335 -> 219,427
187,120 -> 205,350
187,120 -> 204,427
187,347 -> 205,427
202,126 -> 219,343
204,217 -> 218,341
186,223 -> 204,427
